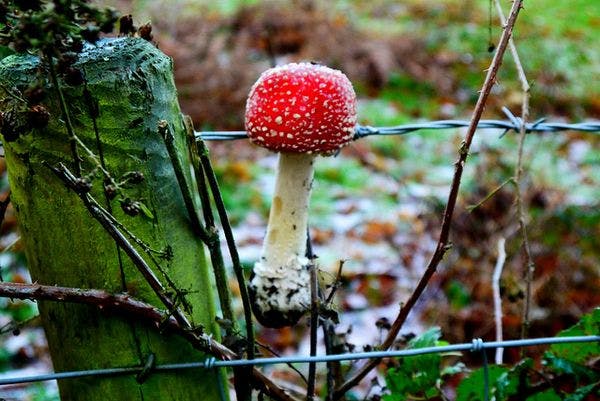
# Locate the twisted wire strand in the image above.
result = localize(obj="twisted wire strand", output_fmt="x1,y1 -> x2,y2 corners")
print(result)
196,115 -> 600,141
0,335 -> 597,386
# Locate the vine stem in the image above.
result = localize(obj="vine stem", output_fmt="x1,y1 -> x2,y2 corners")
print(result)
333,1 -> 526,398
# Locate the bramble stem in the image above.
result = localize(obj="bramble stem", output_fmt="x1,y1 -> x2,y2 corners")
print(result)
333,0 -> 525,397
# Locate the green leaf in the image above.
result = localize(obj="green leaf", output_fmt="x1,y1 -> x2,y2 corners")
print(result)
384,327 -> 443,399
563,382 -> 600,401
457,366 -> 508,401
543,352 -> 598,383
445,279 -> 471,309
550,308 -> 600,365
525,389 -> 562,401
494,359 -> 533,400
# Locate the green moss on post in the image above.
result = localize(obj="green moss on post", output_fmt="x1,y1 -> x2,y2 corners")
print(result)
0,38 -> 224,400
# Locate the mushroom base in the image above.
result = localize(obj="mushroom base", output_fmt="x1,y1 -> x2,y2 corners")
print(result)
249,256 -> 312,328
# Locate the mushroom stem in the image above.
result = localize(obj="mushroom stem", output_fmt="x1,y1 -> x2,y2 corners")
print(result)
263,152 -> 314,267
250,152 -> 315,327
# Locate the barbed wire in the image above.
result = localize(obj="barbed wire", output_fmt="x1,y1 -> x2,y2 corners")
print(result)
0,335 -> 597,386
196,109 -> 600,141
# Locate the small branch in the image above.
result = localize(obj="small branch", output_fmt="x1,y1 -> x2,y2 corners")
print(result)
192,129 -> 254,351
48,162 -> 192,329
82,196 -> 192,314
466,178 -> 514,213
160,120 -> 239,343
325,260 -> 345,305
184,118 -> 251,401
322,263 -> 344,400
333,1 -> 525,398
493,237 -> 506,364
45,54 -> 82,176
0,282 -> 297,401
256,341 -> 308,384
493,0 -> 535,340
307,262 -> 319,401
178,123 -> 236,333
158,120 -> 210,243
322,319 -> 340,401
493,0 -> 530,93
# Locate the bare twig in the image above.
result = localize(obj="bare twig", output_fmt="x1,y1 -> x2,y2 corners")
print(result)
307,262 -> 319,401
45,54 -> 82,176
256,342 -> 308,384
493,237 -> 506,364
493,0 -> 535,340
493,0 -> 529,91
322,319 -> 340,401
325,260 -> 345,305
191,128 -> 255,352
333,1 -> 525,398
466,178 -> 514,212
158,120 -> 210,243
159,120 -> 238,342
184,117 -> 253,401
0,282 -> 297,401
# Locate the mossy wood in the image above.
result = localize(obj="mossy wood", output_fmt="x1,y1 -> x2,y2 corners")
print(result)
0,38 -> 223,400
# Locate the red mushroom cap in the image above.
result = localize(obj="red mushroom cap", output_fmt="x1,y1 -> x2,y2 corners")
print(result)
245,62 -> 357,154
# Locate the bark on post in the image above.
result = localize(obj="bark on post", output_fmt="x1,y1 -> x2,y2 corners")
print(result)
0,38 -> 224,400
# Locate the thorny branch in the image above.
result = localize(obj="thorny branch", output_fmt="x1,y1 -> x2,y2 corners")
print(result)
0,282 -> 297,401
333,0 -> 526,398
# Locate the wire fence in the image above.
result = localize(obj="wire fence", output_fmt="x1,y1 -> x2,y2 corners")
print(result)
1,336 -> 598,390
196,108 -> 600,141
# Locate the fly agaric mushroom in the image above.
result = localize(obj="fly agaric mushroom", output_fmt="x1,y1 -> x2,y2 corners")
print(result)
245,62 -> 357,327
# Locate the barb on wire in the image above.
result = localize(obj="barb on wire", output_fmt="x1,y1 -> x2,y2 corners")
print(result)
0,335 -> 597,386
196,116 -> 600,141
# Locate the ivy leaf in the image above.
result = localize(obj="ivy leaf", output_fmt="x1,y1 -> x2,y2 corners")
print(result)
549,308 -> 599,365
525,389 -> 562,401
563,382 -> 600,401
384,327 -> 443,400
543,352 -> 598,383
456,365 -> 508,401
494,358 -> 532,400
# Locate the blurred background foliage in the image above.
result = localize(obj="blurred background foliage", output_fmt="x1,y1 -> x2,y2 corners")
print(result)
0,0 -> 598,399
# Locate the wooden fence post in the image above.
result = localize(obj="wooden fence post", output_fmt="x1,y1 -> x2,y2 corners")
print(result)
0,37 -> 225,401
